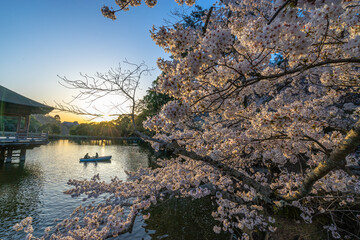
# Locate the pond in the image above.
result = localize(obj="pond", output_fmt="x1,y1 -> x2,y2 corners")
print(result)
0,140 -> 229,239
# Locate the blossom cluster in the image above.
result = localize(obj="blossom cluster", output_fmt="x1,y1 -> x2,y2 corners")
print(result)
102,0 -> 197,19
142,0 -> 360,237
16,0 -> 360,239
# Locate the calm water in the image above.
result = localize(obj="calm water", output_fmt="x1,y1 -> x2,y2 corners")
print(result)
0,140 -> 153,239
0,140 -> 229,240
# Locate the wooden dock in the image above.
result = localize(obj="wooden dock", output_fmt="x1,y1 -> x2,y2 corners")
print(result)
0,132 -> 49,163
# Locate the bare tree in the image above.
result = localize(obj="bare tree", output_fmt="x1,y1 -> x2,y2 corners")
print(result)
57,61 -> 153,121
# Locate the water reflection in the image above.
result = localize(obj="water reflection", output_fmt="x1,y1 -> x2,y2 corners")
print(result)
143,197 -> 231,240
0,140 -> 151,239
82,160 -> 112,169
0,163 -> 44,239
0,140 -> 224,240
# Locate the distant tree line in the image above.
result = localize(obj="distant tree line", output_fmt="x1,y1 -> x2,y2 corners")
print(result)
69,115 -> 134,137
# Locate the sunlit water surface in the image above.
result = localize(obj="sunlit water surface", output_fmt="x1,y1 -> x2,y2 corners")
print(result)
0,140 -> 229,240
0,140 -> 153,239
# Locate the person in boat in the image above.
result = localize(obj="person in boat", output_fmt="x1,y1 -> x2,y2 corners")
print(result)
84,153 -> 89,159
95,152 -> 99,158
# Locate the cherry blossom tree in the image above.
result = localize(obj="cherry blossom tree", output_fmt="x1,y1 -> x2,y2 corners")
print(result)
15,0 -> 360,239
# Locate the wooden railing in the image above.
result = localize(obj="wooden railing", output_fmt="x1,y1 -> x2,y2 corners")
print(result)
0,132 -> 49,144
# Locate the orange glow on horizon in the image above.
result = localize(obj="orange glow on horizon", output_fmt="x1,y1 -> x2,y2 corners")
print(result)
49,112 -> 88,124
49,112 -> 118,123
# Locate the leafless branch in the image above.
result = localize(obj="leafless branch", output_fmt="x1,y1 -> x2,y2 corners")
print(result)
57,61 -> 154,120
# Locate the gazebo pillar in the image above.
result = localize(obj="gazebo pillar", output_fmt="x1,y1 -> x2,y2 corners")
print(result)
16,115 -> 30,139
24,115 -> 30,133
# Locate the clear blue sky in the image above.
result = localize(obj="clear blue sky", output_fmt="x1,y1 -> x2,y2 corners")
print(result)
0,0 -> 213,122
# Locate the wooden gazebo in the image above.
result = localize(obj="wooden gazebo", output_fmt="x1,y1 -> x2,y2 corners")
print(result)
0,85 -> 53,163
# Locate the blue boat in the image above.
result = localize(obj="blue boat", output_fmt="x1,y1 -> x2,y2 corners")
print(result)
80,155 -> 112,162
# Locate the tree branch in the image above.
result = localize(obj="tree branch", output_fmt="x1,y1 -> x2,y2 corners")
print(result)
202,7 -> 214,35
242,58 -> 360,87
268,0 -> 292,25
281,119 -> 360,201
168,141 -> 272,202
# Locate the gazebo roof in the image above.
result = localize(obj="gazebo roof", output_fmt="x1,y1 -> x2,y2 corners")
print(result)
0,85 -> 53,115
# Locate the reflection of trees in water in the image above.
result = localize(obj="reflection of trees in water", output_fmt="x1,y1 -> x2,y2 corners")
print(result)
0,163 -> 44,238
120,146 -> 150,172
143,196 -> 231,240
50,139 -> 148,146
136,142 -> 157,168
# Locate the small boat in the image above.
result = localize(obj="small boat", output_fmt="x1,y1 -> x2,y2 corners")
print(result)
80,155 -> 112,162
